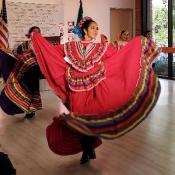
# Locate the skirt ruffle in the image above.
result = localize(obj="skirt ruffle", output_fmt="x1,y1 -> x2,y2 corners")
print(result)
0,50 -> 42,115
46,37 -> 161,140
46,117 -> 102,156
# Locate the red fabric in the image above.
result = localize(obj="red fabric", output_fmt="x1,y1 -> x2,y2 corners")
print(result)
32,34 -> 68,101
69,40 -> 142,115
32,33 -> 143,115
46,117 -> 102,156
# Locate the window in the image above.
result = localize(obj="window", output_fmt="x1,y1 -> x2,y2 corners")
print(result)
151,0 -> 168,77
147,0 -> 175,78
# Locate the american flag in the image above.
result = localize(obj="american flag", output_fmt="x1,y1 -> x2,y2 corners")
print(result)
0,0 -> 9,49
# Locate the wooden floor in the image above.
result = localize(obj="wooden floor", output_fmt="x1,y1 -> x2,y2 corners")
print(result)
1,79 -> 175,175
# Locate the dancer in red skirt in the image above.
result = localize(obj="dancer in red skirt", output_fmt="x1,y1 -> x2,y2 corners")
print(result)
31,17 -> 161,164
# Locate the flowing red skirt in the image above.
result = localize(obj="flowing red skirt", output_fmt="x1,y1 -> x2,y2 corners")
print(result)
46,117 -> 102,156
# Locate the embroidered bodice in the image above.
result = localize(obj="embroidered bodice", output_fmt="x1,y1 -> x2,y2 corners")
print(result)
64,41 -> 108,91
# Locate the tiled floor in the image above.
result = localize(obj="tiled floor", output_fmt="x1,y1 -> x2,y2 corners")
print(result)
0,79 -> 175,175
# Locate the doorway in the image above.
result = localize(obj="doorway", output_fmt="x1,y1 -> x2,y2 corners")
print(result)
110,8 -> 133,42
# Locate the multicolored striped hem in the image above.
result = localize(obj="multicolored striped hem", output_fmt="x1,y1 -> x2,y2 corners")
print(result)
4,51 -> 42,113
63,37 -> 161,140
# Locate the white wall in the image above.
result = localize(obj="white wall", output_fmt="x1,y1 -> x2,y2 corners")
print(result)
63,0 -> 135,41
1,0 -> 59,4
1,0 -> 135,42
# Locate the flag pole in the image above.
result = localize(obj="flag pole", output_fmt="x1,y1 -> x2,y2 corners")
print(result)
76,0 -> 83,25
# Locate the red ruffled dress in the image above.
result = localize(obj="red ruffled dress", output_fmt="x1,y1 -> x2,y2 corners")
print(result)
32,33 -> 161,155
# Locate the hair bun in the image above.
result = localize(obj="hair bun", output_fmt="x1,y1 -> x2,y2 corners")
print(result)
78,16 -> 93,28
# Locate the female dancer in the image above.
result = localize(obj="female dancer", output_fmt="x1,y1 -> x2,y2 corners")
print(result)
113,29 -> 130,49
0,26 -> 42,119
31,17 -> 161,164
13,26 -> 41,56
